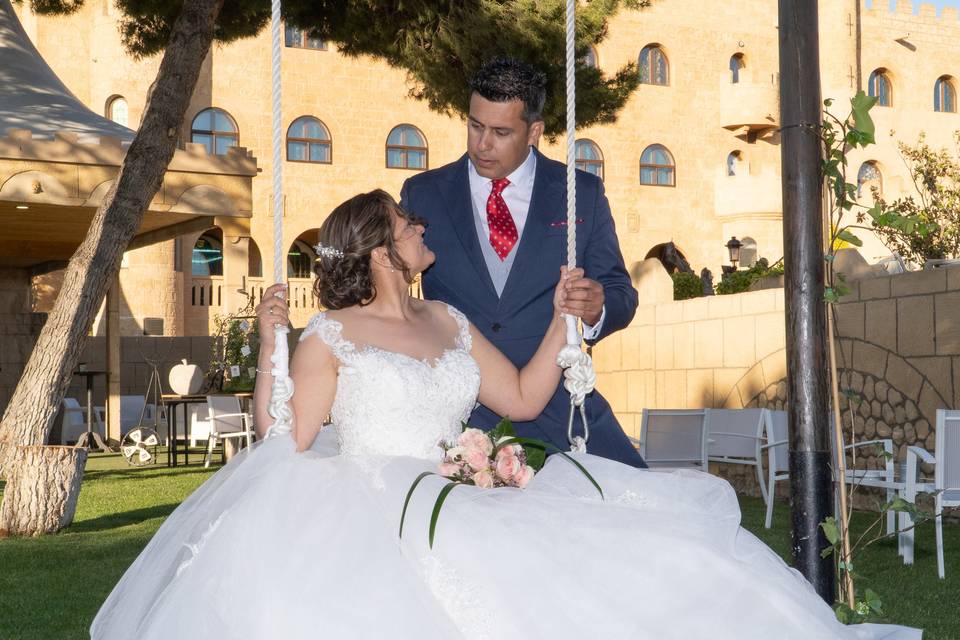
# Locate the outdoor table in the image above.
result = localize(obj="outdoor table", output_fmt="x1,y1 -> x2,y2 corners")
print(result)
72,369 -> 111,452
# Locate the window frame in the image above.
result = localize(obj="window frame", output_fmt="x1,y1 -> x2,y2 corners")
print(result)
639,44 -> 669,86
190,107 -> 239,156
729,53 -> 745,84
284,24 -> 327,50
286,116 -> 333,164
639,144 -> 676,187
868,69 -> 892,107
574,139 -> 604,181
934,76 -> 956,113
385,124 -> 429,171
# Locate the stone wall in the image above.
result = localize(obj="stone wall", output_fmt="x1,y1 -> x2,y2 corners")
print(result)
593,266 -> 960,496
0,268 -> 42,416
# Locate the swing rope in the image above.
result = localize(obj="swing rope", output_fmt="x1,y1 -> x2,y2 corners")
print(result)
555,0 -> 597,453
266,0 -> 294,437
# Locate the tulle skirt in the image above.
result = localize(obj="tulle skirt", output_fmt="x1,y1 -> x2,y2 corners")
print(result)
91,430 -> 920,640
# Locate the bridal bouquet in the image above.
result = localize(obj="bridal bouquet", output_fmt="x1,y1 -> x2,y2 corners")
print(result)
400,418 -> 602,548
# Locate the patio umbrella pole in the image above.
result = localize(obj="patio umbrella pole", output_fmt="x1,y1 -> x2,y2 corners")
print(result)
777,0 -> 835,603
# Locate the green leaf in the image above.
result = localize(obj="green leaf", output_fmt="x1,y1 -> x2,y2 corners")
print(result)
820,517 -> 840,545
494,436 -> 604,499
524,445 -> 547,471
429,482 -> 460,548
825,287 -> 840,304
821,546 -> 835,558
836,228 -> 863,247
850,90 -> 878,144
488,417 -> 516,444
399,471 -> 438,540
864,588 -> 883,614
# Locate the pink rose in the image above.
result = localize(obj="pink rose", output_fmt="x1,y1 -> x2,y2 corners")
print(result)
445,446 -> 465,461
495,452 -> 521,481
472,468 -> 495,489
458,428 -> 493,456
464,448 -> 490,472
514,465 -> 535,489
438,462 -> 460,477
496,443 -> 520,459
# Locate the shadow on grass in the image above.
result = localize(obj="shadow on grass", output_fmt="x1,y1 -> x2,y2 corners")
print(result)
68,503 -> 182,533
83,467 -> 216,482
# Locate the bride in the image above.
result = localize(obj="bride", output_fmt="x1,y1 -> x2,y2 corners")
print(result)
92,190 -> 918,640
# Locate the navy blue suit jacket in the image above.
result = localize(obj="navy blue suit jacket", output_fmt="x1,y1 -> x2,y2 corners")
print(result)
400,149 -> 646,467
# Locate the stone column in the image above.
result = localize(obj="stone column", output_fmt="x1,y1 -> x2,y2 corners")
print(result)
106,275 -> 122,443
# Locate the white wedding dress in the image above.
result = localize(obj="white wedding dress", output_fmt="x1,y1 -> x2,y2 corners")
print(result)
91,305 -> 920,640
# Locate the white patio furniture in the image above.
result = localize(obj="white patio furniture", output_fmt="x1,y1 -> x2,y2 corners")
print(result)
204,395 -> 255,468
59,397 -> 105,445
900,408 -> 960,579
707,407 -> 768,498
761,409 -> 791,529
639,409 -> 709,470
119,394 -> 162,436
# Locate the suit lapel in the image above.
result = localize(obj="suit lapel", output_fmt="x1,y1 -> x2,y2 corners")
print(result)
436,155 -> 498,300
499,148 -> 564,311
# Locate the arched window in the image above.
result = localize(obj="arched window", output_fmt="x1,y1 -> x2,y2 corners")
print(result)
287,116 -> 332,163
287,239 -> 316,279
575,139 -> 604,180
191,108 -> 238,155
284,24 -> 326,50
386,125 -> 428,170
106,96 -> 128,127
729,54 -> 745,84
726,150 -> 742,176
248,238 -> 263,279
638,44 -> 669,86
857,161 -> 882,199
582,46 -> 598,69
740,237 -> 758,268
639,144 -> 675,186
192,229 -> 223,277
935,76 -> 956,113
868,69 -> 892,107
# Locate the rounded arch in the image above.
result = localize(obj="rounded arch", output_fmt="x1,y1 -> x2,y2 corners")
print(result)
286,115 -> 332,163
574,139 -> 604,180
740,236 -> 758,268
726,150 -> 743,176
190,107 -> 239,155
105,95 -> 129,127
386,124 -> 428,170
247,237 -> 263,279
288,228 -> 320,279
934,75 -> 956,113
192,227 -> 223,277
0,170 -> 73,204
638,43 -> 669,86
729,53 -> 745,84
640,144 -> 676,186
868,68 -> 892,107
169,184 -> 237,216
857,160 -> 883,200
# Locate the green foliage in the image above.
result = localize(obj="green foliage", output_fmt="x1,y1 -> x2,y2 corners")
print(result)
672,271 -> 702,301
861,132 -> 960,265
209,313 -> 259,392
22,0 -> 652,139
714,259 -> 784,296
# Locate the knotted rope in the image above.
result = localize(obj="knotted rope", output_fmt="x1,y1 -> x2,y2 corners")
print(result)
555,0 -> 596,453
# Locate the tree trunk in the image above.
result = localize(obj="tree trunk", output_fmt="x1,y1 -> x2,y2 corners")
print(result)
0,0 -> 225,478
0,446 -> 87,536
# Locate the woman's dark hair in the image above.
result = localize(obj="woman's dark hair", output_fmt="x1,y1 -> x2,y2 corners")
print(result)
470,57 -> 548,124
312,189 -> 423,309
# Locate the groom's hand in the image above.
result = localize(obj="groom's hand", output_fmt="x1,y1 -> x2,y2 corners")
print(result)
562,276 -> 604,326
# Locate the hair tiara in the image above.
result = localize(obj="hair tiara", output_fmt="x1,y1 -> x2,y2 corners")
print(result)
313,242 -> 344,260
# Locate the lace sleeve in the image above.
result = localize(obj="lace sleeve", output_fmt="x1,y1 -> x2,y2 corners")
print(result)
443,304 -> 473,352
299,312 -> 353,362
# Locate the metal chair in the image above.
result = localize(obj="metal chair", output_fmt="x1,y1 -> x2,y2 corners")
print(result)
639,409 -> 709,470
204,395 -> 254,468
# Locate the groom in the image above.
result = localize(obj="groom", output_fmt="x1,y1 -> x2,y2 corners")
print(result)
400,57 -> 645,467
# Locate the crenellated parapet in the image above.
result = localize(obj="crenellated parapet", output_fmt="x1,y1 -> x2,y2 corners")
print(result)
860,0 -> 960,40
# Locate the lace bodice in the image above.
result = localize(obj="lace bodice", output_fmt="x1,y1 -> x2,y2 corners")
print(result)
299,304 -> 481,460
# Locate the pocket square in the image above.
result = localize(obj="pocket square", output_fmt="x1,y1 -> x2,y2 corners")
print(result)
548,219 -> 585,228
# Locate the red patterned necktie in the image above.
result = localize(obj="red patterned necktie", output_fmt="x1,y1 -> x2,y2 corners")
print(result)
486,178 -> 518,260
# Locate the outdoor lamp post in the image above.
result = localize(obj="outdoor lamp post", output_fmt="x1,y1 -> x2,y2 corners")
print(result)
726,236 -> 743,270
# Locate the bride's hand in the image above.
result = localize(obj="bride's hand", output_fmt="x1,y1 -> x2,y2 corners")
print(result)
554,266 -> 584,318
255,283 -> 290,349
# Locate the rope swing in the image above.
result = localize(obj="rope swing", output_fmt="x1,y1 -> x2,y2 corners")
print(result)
264,0 -> 596,451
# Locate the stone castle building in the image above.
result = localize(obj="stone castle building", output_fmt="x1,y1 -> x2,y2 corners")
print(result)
9,0 -> 960,339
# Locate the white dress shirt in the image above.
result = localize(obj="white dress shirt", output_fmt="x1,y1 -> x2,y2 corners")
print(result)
467,147 -> 605,338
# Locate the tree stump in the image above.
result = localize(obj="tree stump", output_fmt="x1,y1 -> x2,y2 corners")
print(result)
0,446 -> 87,536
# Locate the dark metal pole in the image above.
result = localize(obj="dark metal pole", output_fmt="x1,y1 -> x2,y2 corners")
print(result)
777,0 -> 835,603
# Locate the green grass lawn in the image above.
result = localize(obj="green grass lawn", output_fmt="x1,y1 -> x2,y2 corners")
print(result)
0,454 -> 956,639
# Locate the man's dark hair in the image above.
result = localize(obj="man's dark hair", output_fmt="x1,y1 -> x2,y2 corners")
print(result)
470,57 -> 548,124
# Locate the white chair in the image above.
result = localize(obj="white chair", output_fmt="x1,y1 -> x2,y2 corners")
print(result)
204,395 -> 254,468
707,408 -> 768,499
901,408 -> 960,579
639,409 -> 709,470
59,397 -> 105,445
119,395 -> 163,436
761,409 -> 791,529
